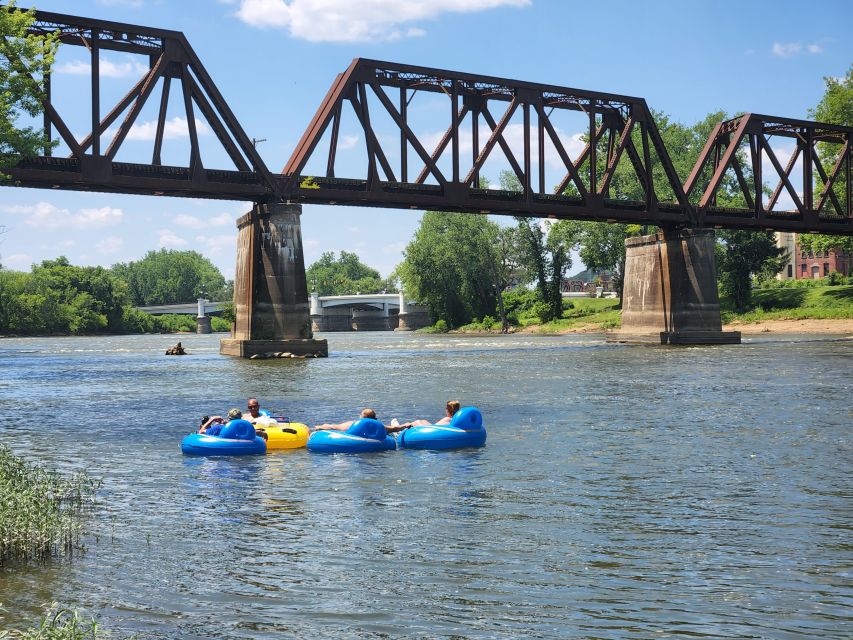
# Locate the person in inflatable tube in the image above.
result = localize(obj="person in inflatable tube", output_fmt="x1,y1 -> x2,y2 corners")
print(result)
388,400 -> 461,431
312,408 -> 379,432
199,408 -> 242,435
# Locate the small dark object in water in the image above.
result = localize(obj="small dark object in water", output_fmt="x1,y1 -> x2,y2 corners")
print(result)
165,341 -> 187,355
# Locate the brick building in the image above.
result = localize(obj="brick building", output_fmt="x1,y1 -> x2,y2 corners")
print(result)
774,232 -> 849,280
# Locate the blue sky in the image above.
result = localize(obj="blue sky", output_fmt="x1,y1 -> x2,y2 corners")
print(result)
0,0 -> 850,281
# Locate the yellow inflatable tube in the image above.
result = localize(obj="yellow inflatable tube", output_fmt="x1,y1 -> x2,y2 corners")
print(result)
256,421 -> 309,450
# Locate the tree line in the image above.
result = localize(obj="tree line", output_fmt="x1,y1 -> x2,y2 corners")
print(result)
0,250 -> 232,336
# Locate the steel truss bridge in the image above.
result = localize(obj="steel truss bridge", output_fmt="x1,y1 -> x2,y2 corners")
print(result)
3,8 -> 852,236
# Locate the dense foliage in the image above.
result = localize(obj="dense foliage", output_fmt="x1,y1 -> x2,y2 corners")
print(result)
396,212 -> 503,328
0,2 -> 59,175
799,65 -> 853,257
306,251 -> 390,296
0,255 -> 232,336
111,249 -> 230,305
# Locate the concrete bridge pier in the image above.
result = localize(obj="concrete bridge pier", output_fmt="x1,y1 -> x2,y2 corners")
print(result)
220,202 -> 328,357
196,298 -> 212,334
396,292 -> 431,331
607,228 -> 740,345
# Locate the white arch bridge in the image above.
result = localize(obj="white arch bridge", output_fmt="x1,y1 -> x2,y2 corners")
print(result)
309,292 -> 430,332
136,294 -> 430,332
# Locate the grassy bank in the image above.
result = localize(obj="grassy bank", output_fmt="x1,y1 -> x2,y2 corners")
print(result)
452,297 -> 622,334
722,284 -> 853,324
0,447 -> 99,566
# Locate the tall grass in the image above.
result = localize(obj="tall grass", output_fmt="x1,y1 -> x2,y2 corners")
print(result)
0,606 -> 101,639
0,447 -> 99,566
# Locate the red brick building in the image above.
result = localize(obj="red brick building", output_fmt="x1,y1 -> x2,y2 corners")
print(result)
797,246 -> 849,279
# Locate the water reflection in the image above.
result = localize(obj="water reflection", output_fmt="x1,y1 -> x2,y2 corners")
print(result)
0,332 -> 850,638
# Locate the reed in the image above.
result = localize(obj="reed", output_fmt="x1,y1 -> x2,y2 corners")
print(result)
0,605 -> 102,639
0,447 -> 99,566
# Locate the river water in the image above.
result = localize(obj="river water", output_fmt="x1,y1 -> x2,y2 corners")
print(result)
0,331 -> 851,639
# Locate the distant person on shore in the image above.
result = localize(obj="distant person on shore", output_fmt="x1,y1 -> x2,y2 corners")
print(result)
387,400 -> 462,432
312,408 -> 378,432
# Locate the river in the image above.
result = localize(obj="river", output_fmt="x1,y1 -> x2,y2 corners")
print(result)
0,331 -> 851,639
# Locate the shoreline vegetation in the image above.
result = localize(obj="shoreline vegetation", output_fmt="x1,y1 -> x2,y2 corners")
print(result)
446,284 -> 853,337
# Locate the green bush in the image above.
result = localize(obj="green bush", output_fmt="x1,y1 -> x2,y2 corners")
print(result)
420,319 -> 449,333
210,317 -> 231,332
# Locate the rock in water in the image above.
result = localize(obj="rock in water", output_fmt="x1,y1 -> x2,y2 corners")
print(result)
165,341 -> 187,355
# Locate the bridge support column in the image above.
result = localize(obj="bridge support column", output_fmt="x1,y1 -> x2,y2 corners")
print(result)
196,298 -> 212,334
220,202 -> 328,357
606,228 -> 740,345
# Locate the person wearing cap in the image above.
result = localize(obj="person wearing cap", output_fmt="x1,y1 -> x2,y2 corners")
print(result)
199,408 -> 242,435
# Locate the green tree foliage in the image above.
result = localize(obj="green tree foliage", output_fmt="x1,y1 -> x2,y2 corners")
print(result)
0,257 -> 130,334
717,231 -> 786,311
0,2 -> 59,174
799,65 -> 853,257
306,250 -> 389,295
111,249 -> 229,305
499,171 -> 573,321
397,211 -> 502,328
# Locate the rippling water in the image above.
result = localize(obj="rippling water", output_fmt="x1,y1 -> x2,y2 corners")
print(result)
1,331 -> 851,638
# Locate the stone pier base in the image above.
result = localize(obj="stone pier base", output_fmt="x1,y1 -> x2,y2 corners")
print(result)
606,228 -> 740,346
196,316 -> 212,334
220,338 -> 328,358
223,202 -> 329,358
395,308 -> 432,331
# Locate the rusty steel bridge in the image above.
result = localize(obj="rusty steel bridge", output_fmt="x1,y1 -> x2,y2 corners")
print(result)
2,8 -> 851,236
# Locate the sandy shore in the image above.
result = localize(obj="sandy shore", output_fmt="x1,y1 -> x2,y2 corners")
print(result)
517,317 -> 853,336
722,318 -> 853,335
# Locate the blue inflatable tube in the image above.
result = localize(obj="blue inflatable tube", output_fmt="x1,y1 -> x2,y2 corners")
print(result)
307,418 -> 396,453
181,419 -> 266,456
398,407 -> 486,450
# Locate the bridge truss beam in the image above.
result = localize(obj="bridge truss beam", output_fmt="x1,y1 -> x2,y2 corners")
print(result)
3,9 -> 280,201
686,114 -> 853,234
282,58 -> 692,227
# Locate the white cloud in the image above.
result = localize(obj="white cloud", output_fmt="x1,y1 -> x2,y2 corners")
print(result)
97,0 -> 144,7
195,234 -> 235,253
55,57 -> 149,79
1,202 -> 123,230
95,236 -> 125,254
2,254 -> 34,270
232,0 -> 531,42
173,212 -> 233,229
158,229 -> 188,247
210,213 -> 233,227
76,207 -> 124,228
339,134 -> 360,150
772,41 -> 824,57
122,116 -> 211,142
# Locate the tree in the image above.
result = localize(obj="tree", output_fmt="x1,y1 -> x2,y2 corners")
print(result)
717,231 -> 786,311
799,65 -> 853,258
0,257 -> 132,334
111,249 -> 229,305
499,171 -> 573,322
396,211 -> 502,328
0,3 -> 58,175
306,251 -> 388,296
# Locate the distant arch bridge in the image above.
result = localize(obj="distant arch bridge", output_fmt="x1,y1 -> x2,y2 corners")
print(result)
136,295 -> 429,332
309,292 -> 430,332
